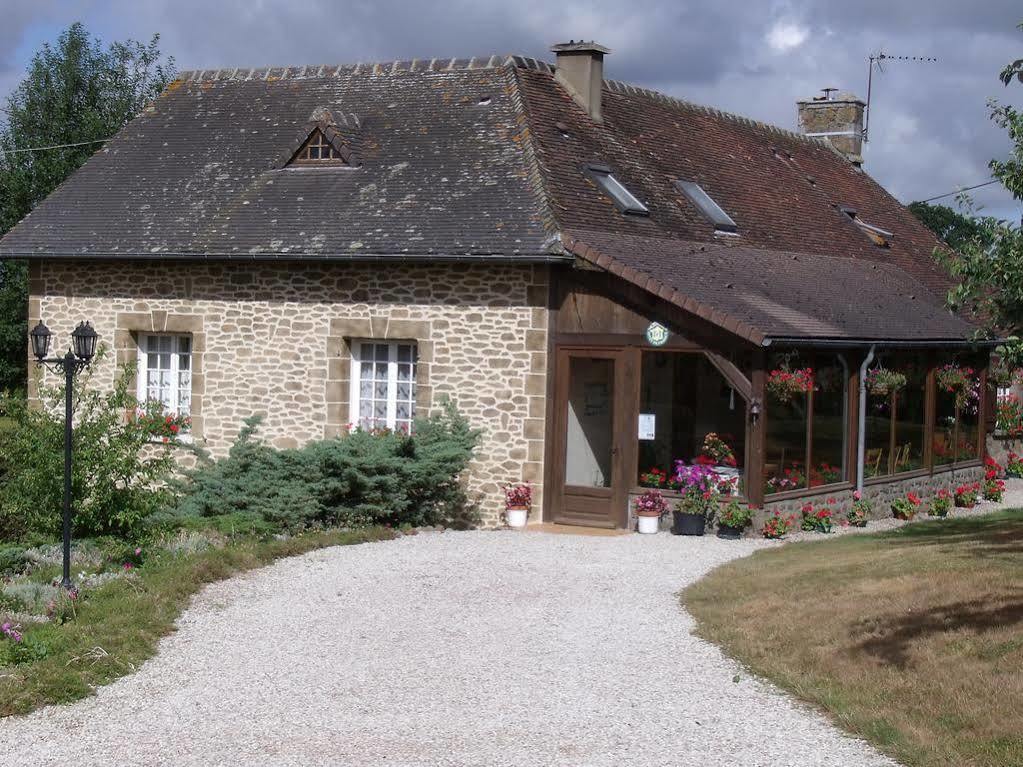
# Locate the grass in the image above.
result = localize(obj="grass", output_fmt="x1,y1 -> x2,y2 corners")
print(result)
0,525 -> 395,716
685,511 -> 1023,767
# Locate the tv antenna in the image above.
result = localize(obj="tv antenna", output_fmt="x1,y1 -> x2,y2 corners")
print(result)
864,51 -> 938,142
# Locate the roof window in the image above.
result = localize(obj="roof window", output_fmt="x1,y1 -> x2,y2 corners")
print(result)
841,206 -> 893,247
288,128 -> 348,166
584,164 -> 649,215
675,180 -> 738,233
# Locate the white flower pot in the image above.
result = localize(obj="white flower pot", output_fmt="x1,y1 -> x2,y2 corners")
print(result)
636,514 -> 660,534
506,507 -> 528,528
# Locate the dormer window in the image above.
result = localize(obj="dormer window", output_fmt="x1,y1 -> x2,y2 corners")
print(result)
675,180 -> 738,234
584,163 -> 649,215
841,206 -> 893,247
291,129 -> 345,164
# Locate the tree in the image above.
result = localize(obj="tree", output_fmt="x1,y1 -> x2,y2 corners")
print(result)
933,22 -> 1023,367
0,23 -> 174,392
907,201 -> 995,252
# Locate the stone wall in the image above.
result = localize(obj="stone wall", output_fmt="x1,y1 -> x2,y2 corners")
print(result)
30,260 -> 550,526
627,465 -> 987,535
762,465 -> 987,524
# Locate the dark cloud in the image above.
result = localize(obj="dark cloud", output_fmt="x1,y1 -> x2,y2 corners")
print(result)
1,0 -> 1021,218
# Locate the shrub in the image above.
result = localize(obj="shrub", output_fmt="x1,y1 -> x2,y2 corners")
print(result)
847,491 -> 871,527
929,489 -> 953,517
2,582 -> 59,615
172,399 -> 481,531
0,359 -> 176,541
762,511 -> 796,539
892,493 -> 922,520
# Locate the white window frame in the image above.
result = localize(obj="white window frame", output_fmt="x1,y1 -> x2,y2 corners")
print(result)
349,340 -> 418,432
136,333 -> 193,418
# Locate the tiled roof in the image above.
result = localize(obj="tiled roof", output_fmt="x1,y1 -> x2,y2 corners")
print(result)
0,58 -> 561,260
563,230 -> 979,344
0,53 -> 982,342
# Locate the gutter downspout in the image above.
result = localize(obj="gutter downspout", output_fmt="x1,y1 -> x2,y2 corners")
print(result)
856,345 -> 877,494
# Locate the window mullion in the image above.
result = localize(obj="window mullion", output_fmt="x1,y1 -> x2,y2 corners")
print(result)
387,343 -> 399,428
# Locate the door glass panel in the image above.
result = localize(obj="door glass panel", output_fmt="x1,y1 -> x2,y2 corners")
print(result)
565,356 -> 614,488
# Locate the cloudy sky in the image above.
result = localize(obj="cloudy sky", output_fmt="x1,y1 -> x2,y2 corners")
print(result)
2,0 -> 1021,220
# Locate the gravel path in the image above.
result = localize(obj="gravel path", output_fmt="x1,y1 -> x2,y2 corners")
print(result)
0,528 -> 903,767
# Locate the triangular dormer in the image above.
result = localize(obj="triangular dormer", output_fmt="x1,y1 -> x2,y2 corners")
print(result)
283,116 -> 359,168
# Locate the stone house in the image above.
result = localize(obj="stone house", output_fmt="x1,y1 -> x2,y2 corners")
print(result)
0,42 -> 994,528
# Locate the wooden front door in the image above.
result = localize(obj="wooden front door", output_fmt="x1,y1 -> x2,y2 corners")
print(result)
551,348 -> 630,528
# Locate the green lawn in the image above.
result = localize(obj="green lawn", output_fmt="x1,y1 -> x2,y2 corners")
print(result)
685,511 -> 1023,767
0,524 -> 395,716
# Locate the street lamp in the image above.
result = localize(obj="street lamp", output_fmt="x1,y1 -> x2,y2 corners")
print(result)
29,320 -> 99,590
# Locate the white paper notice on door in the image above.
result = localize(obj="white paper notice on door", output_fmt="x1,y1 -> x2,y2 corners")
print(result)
638,413 -> 656,440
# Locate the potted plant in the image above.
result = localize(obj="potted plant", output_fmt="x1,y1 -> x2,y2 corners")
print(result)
638,467 -> 667,489
762,511 -> 796,539
800,500 -> 835,533
716,500 -> 754,539
1007,451 -> 1023,479
928,489 -> 952,517
503,484 -> 532,528
766,366 -> 814,403
996,394 -> 1023,438
695,432 -> 740,496
984,478 -> 1005,503
937,363 -> 978,409
954,482 -> 980,508
865,367 -> 908,397
634,490 -> 668,534
847,491 -> 871,527
891,492 -> 922,520
670,462 -> 718,536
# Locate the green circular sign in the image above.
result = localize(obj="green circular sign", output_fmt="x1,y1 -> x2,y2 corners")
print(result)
645,322 -> 670,347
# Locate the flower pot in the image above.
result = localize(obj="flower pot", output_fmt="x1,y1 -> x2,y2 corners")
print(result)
505,507 -> 528,528
636,513 -> 660,534
671,510 -> 705,536
716,524 -> 743,540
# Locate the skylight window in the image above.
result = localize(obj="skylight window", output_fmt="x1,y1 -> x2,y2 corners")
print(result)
675,180 -> 738,233
584,164 -> 649,215
841,206 -> 893,248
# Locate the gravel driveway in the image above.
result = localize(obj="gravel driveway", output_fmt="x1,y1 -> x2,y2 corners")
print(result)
0,529 -> 898,767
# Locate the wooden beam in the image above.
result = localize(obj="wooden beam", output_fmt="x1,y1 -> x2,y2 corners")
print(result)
703,350 -> 753,402
748,350 -> 767,507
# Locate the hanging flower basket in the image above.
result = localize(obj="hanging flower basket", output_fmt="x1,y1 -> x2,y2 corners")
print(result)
937,364 -> 977,409
766,367 -> 814,403
865,367 -> 907,397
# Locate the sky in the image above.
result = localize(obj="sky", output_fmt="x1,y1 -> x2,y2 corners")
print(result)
1,0 -> 1021,221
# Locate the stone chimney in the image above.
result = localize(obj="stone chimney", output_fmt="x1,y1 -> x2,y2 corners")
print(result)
797,89 -> 866,166
551,41 -> 611,122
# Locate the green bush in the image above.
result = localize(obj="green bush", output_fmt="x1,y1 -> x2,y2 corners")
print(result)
173,399 -> 481,530
0,358 -> 176,541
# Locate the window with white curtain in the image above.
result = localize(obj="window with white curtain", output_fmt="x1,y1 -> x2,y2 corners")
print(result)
137,334 -> 192,416
349,341 -> 417,433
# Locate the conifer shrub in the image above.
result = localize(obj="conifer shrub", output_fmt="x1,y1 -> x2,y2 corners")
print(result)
171,399 -> 481,531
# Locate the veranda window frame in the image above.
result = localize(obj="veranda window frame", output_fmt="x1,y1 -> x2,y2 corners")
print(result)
762,352 -> 854,500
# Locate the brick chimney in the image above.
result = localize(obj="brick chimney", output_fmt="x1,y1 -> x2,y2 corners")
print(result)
551,41 -> 610,122
797,89 -> 866,166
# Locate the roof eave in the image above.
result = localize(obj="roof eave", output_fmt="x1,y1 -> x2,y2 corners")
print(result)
0,250 -> 573,264
761,336 -> 1001,349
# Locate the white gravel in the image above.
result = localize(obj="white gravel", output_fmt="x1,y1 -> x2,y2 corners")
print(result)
0,528 -> 904,767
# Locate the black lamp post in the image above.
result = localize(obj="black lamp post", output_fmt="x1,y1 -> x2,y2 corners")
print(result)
30,320 -> 99,590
